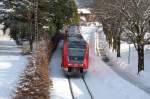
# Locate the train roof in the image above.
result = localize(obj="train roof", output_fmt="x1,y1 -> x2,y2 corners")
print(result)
68,34 -> 83,40
66,25 -> 87,49
68,38 -> 87,49
67,25 -> 80,35
68,42 -> 86,49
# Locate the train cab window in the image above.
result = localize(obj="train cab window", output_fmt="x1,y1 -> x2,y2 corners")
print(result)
68,41 -> 86,49
68,48 -> 85,63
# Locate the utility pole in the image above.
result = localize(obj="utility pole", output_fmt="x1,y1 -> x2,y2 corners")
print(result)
28,4 -> 33,52
34,0 -> 38,49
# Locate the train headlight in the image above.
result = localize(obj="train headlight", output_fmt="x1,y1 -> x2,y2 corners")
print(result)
68,64 -> 71,66
81,64 -> 84,66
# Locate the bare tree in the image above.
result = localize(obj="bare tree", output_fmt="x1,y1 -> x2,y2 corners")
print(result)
113,0 -> 150,73
94,0 -> 150,73
93,0 -> 123,57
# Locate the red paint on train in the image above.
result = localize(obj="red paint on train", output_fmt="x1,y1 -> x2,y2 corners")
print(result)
61,25 -> 89,74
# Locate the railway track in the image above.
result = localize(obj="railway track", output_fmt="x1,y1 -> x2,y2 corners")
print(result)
68,75 -> 94,99
68,75 -> 75,99
81,75 -> 94,99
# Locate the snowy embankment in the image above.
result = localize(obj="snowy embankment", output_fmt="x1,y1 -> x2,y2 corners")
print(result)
0,24 -> 28,99
120,43 -> 150,83
96,25 -> 150,93
82,25 -> 150,99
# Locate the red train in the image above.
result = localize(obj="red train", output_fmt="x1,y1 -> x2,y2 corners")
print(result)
61,25 -> 89,74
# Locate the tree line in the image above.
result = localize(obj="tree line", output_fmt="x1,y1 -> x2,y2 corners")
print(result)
1,0 -> 79,51
93,0 -> 150,73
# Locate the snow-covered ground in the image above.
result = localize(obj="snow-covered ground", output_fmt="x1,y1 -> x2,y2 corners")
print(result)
49,24 -> 150,99
120,42 -> 150,78
49,44 -> 72,99
49,0 -> 150,98
96,24 -> 150,93
0,24 -> 28,99
105,37 -> 150,92
83,25 -> 150,99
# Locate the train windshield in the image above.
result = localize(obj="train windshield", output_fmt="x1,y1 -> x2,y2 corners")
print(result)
67,30 -> 87,63
68,48 -> 85,63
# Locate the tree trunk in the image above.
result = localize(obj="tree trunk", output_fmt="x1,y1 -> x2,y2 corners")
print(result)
29,39 -> 33,52
117,33 -> 121,57
137,45 -> 144,73
117,38 -> 121,57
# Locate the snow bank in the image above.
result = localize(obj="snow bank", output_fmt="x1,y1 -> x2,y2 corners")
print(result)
96,26 -> 150,95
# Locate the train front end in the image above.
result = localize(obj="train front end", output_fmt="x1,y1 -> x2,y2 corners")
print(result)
67,45 -> 88,73
62,41 -> 89,74
61,25 -> 89,75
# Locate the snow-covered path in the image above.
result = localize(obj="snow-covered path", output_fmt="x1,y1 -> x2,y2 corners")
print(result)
0,26 -> 28,99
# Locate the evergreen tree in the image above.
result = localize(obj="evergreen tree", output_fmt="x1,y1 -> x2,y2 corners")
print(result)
3,0 -> 79,51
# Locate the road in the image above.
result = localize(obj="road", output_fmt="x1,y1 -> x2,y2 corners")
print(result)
0,24 -> 28,99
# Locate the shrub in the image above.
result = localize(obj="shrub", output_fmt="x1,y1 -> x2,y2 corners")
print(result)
14,40 -> 52,99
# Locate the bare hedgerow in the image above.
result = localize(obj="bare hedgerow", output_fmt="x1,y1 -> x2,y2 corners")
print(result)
14,40 -> 52,99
